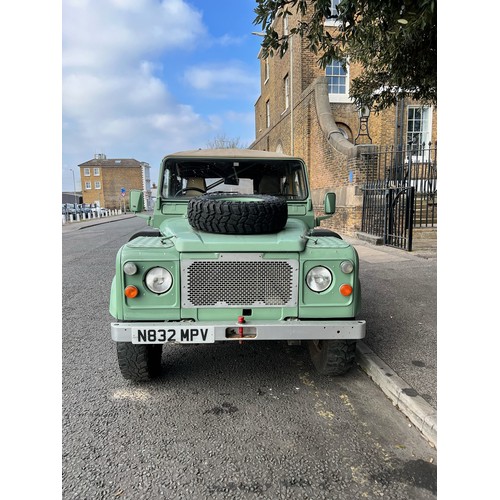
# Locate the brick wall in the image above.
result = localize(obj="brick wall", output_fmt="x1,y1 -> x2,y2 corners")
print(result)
251,3 -> 437,235
101,167 -> 144,209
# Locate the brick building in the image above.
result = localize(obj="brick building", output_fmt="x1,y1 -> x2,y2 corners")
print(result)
78,154 -> 153,210
250,1 -> 437,238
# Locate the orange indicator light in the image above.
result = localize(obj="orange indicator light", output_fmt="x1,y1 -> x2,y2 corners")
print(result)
124,285 -> 139,298
339,284 -> 353,296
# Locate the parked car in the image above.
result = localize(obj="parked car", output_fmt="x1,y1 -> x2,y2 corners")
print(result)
79,204 -> 92,215
109,149 -> 365,382
63,203 -> 77,215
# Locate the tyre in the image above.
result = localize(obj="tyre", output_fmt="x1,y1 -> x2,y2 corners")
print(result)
309,229 -> 343,239
187,194 -> 287,235
128,230 -> 161,241
116,343 -> 162,382
307,339 -> 356,375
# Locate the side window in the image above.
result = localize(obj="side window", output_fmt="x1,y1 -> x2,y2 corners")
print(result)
93,167 -> 100,176
326,59 -> 351,103
95,181 -> 101,189
325,0 -> 341,25
284,74 -> 290,111
407,106 -> 432,161
85,181 -> 91,190
84,168 -> 90,176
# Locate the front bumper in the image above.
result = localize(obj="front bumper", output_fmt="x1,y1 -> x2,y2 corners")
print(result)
111,319 -> 366,342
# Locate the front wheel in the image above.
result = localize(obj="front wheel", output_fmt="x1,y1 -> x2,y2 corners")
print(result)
116,343 -> 162,382
307,339 -> 356,376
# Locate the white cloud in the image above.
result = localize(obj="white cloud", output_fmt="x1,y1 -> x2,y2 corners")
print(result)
63,0 -> 205,71
183,63 -> 259,98
62,0 -> 218,187
62,0 -> 258,191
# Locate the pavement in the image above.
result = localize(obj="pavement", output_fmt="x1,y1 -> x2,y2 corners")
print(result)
63,213 -> 437,448
342,233 -> 437,448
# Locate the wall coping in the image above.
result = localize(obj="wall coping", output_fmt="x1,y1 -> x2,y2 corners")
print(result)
314,76 -> 377,159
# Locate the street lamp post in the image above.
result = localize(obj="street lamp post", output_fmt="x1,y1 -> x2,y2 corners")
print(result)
354,104 -> 372,145
70,168 -> 77,211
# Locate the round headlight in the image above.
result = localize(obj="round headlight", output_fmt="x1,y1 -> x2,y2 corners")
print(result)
340,260 -> 354,274
145,267 -> 173,294
123,262 -> 138,275
306,266 -> 332,292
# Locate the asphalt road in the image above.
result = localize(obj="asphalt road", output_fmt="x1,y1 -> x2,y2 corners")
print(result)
62,216 -> 437,499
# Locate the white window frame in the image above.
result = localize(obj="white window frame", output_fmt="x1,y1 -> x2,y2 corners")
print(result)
93,167 -> 100,176
94,181 -> 101,189
283,13 -> 289,36
266,100 -> 271,128
406,106 -> 433,162
85,181 -> 91,190
284,74 -> 290,111
264,58 -> 269,84
325,0 -> 341,26
84,168 -> 90,176
326,59 -> 352,103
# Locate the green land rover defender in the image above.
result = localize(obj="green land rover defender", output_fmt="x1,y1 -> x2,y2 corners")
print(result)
110,149 -> 366,381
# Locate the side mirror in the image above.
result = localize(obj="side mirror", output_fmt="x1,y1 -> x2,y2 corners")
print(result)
324,192 -> 336,214
129,189 -> 144,213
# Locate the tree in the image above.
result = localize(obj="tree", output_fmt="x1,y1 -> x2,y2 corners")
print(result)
206,133 -> 247,149
254,0 -> 436,111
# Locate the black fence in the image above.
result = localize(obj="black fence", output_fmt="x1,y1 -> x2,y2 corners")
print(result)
361,142 -> 437,251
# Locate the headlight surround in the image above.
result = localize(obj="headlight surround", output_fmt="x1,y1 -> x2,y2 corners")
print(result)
306,266 -> 333,292
145,267 -> 173,294
123,262 -> 138,275
340,260 -> 354,274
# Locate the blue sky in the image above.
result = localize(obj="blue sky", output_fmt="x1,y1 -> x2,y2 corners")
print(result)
62,0 -> 264,192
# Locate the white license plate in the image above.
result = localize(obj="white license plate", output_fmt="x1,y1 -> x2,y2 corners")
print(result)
131,326 -> 215,344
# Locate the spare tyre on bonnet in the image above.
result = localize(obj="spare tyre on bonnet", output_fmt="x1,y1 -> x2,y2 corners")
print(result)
187,193 -> 287,235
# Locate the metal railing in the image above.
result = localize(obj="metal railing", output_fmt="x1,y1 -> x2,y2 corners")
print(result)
361,142 -> 437,250
62,209 -> 121,224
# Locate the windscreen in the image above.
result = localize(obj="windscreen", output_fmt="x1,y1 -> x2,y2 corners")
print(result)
161,158 -> 307,200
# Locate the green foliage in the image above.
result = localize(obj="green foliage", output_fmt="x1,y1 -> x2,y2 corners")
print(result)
254,0 -> 436,111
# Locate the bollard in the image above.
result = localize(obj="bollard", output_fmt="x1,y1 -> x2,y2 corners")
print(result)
62,215 -> 66,225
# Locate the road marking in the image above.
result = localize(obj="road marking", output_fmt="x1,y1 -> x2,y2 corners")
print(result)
111,388 -> 151,401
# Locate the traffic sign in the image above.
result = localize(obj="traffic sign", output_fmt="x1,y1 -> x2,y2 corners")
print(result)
120,187 -> 126,197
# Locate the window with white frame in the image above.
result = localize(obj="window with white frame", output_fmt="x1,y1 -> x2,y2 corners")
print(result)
406,106 -> 432,160
95,181 -> 101,189
85,181 -> 91,190
326,59 -> 350,102
266,100 -> 271,128
283,13 -> 289,36
284,74 -> 290,110
325,0 -> 341,25
93,167 -> 100,176
84,168 -> 90,176
264,58 -> 269,83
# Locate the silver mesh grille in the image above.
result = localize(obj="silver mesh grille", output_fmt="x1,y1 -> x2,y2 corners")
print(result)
181,257 -> 298,308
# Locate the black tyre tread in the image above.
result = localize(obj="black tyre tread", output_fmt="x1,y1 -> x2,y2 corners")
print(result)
116,343 -> 162,382
308,339 -> 356,376
187,194 -> 287,235
129,231 -> 161,241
